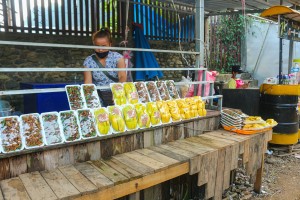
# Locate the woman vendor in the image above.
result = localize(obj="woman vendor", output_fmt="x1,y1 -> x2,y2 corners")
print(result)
83,28 -> 127,106
228,65 -> 249,89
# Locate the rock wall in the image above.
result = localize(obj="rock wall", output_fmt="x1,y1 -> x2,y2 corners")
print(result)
0,33 -> 196,112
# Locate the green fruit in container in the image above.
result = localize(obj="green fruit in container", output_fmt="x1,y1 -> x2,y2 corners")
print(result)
122,105 -> 138,130
124,82 -> 139,104
146,102 -> 161,125
111,83 -> 127,105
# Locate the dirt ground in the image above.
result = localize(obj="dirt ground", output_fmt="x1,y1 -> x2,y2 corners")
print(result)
252,154 -> 300,200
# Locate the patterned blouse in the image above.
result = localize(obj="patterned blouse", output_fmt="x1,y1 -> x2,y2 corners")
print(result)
83,51 -> 123,86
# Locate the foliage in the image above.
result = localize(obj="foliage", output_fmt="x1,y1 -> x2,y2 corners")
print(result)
206,14 -> 253,73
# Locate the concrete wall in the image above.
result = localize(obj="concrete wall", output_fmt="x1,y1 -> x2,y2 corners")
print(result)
246,21 -> 300,86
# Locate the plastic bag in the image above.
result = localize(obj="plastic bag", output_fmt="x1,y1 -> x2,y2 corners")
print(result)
167,100 -> 181,122
156,101 -> 172,124
122,104 -> 138,130
135,103 -> 151,128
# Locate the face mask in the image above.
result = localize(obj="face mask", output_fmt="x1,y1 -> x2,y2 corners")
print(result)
236,74 -> 241,79
95,51 -> 109,59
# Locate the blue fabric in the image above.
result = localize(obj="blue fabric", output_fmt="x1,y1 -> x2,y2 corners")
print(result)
134,25 -> 163,81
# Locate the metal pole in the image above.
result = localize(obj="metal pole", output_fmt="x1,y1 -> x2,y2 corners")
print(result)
279,37 -> 283,84
288,40 -> 294,73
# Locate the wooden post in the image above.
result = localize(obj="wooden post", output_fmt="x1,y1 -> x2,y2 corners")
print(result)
254,137 -> 266,194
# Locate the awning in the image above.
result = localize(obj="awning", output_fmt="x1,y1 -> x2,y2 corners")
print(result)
260,5 -> 300,23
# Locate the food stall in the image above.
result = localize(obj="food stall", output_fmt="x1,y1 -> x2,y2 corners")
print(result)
260,6 -> 300,145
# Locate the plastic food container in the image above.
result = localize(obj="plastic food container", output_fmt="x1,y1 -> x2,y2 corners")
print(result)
81,84 -> 101,109
165,80 -> 180,99
167,100 -> 182,122
146,102 -> 162,127
135,103 -> 151,129
123,82 -> 139,104
156,101 -> 172,124
40,112 -> 64,146
93,108 -> 112,136
176,99 -> 193,120
77,109 -> 98,139
65,85 -> 86,110
59,110 -> 81,142
0,116 -> 24,153
134,82 -> 151,103
146,81 -> 161,102
110,83 -> 127,105
108,106 -> 127,133
20,113 -> 45,149
156,81 -> 171,101
122,104 -> 138,131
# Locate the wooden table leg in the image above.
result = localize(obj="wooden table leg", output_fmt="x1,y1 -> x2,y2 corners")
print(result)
254,143 -> 265,193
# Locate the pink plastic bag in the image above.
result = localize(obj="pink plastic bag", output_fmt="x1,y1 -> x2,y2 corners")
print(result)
186,70 -> 218,97
235,79 -> 244,89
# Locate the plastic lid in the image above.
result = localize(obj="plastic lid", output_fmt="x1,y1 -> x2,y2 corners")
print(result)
293,59 -> 300,62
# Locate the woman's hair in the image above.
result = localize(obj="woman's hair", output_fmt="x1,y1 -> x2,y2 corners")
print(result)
92,27 -> 112,43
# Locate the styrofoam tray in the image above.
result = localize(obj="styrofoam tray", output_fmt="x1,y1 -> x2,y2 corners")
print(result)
59,110 -> 82,143
145,81 -> 161,102
134,103 -> 152,129
110,83 -> 127,106
221,112 -> 242,121
108,105 -> 127,133
0,116 -> 24,153
40,112 -> 65,146
165,80 -> 180,99
20,113 -> 46,149
221,115 -> 243,124
81,84 -> 101,109
77,109 -> 98,139
134,82 -> 151,103
123,82 -> 139,104
65,85 -> 86,110
93,107 -> 112,136
121,104 -> 139,131
155,81 -> 171,101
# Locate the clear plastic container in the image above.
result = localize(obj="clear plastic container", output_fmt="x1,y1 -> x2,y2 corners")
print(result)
59,110 -> 82,142
81,84 -> 101,109
65,85 -> 86,110
165,80 -> 180,99
0,116 -> 24,153
166,100 -> 182,122
108,105 -> 127,133
135,103 -> 151,129
20,113 -> 45,149
77,109 -> 98,139
146,102 -> 162,127
93,107 -> 112,136
156,101 -> 172,124
40,112 -> 65,146
156,81 -> 171,101
123,82 -> 139,104
134,82 -> 151,103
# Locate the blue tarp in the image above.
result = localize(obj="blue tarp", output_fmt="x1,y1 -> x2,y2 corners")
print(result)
134,24 -> 163,81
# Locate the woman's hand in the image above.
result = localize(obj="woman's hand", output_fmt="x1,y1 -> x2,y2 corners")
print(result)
83,66 -> 93,84
117,57 -> 127,82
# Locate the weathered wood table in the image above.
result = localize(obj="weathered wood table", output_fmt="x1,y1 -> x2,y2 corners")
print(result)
0,111 -> 272,200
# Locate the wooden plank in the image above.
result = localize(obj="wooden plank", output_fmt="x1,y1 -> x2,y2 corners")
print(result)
231,143 -> 240,170
153,128 -> 163,145
243,139 -> 250,164
173,124 -> 184,140
128,192 -> 140,200
73,163 -> 189,200
124,151 -> 166,171
100,138 -> 114,159
74,162 -> 113,189
197,152 -> 211,186
0,185 -> 3,200
149,146 -> 189,162
159,144 -> 197,158
214,148 -> 226,200
193,135 -> 230,149
113,154 -> 154,175
59,165 -> 97,194
0,177 -> 30,200
74,143 -> 88,163
90,160 -> 128,184
0,158 -> 10,181
113,136 -> 123,156
169,140 -> 213,154
133,133 -> 144,150
184,122 -> 194,138
135,148 -> 179,167
207,130 -> 248,142
44,149 -> 59,171
19,0 -> 25,33
200,134 -> 237,145
104,158 -> 142,180
193,119 -> 205,136
223,146 -> 232,190
87,141 -> 101,161
122,135 -> 134,153
58,146 -> 75,166
19,171 -> 57,200
41,169 -> 80,199
162,126 -> 174,143
143,130 -> 154,148
254,139 -> 266,194
205,150 -> 218,199
27,152 -> 45,173
9,155 -> 27,178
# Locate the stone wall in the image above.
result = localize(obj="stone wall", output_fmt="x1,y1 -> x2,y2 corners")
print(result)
0,33 -> 196,112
